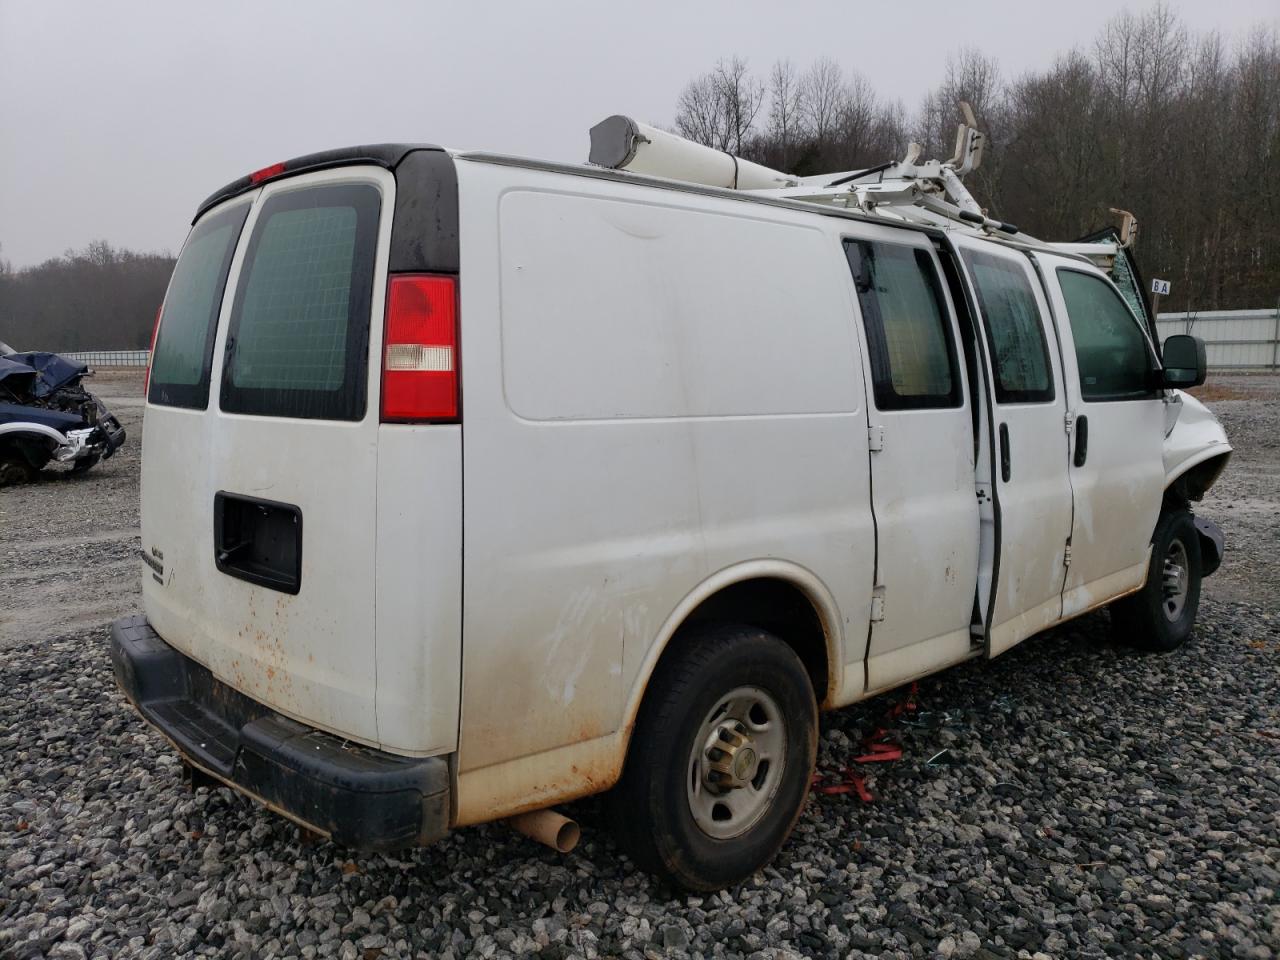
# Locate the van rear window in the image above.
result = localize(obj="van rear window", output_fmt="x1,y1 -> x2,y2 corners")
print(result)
148,203 -> 249,408
220,183 -> 381,420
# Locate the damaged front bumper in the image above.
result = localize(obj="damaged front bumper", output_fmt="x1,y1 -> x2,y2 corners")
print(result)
109,615 -> 451,851
55,414 -> 126,463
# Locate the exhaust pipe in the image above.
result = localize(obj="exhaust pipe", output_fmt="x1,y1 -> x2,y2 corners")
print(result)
507,809 -> 580,853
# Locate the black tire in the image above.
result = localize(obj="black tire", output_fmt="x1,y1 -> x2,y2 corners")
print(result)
1111,509 -> 1202,652
607,625 -> 817,891
71,454 -> 101,474
0,452 -> 36,485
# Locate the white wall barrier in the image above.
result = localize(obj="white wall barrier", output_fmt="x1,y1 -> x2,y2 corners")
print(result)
1155,309 -> 1280,371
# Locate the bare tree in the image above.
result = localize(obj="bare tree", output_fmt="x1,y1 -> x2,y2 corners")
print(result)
1095,9 -> 1142,108
767,59 -> 807,167
1132,2 -> 1190,109
714,56 -> 766,156
669,6 -> 1279,312
675,72 -> 731,149
674,56 -> 766,155
833,71 -> 882,162
802,57 -> 845,144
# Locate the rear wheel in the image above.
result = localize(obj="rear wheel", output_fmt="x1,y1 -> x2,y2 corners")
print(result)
608,625 -> 817,891
1111,509 -> 1202,652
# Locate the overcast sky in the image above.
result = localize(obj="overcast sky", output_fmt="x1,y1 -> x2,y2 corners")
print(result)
1,0 -> 1275,268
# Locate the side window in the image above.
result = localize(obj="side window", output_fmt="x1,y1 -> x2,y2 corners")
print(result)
962,249 -> 1054,404
1056,269 -> 1156,401
845,240 -> 962,410
148,202 -> 250,409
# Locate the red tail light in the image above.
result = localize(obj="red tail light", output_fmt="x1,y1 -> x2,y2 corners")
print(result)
144,306 -> 162,395
381,275 -> 459,422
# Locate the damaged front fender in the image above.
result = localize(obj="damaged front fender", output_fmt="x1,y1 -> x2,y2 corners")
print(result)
1163,390 -> 1232,499
1162,389 -> 1230,579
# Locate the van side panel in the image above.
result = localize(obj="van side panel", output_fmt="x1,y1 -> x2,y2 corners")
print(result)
454,163 -> 874,823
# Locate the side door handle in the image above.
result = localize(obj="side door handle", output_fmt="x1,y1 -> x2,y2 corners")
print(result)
999,423 -> 1011,482
1073,415 -> 1089,468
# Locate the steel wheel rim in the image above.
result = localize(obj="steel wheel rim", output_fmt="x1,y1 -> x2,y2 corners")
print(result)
1162,538 -> 1190,622
687,685 -> 787,840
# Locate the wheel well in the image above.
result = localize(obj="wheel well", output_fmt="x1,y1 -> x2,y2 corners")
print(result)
1166,451 -> 1231,508
668,577 -> 830,702
0,433 -> 55,468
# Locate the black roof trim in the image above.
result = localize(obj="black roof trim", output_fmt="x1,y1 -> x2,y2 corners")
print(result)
193,143 -> 443,222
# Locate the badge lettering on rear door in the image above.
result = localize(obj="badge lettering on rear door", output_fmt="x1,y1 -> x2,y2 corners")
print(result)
140,546 -> 164,584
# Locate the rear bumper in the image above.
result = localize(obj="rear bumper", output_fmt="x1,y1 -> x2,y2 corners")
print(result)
109,614 -> 451,851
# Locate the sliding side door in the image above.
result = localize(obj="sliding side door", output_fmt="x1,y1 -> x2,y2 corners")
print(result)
843,228 -> 980,690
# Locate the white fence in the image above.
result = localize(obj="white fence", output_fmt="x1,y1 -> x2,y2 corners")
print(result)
1155,309 -> 1280,371
61,349 -> 150,367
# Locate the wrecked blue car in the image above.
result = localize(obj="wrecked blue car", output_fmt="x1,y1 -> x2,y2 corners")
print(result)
0,347 -> 127,483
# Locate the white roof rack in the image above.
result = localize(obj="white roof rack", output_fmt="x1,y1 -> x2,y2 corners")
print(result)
588,104 -> 1029,240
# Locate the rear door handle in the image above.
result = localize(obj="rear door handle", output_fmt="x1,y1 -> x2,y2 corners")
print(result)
999,423 -> 1011,482
1074,415 -> 1089,468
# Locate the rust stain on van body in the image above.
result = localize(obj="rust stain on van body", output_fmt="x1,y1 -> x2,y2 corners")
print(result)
223,589 -> 301,714
458,722 -> 633,826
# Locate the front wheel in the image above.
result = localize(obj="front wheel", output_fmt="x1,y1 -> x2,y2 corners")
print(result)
1111,509 -> 1202,652
607,625 -> 817,891
0,452 -> 37,485
70,453 -> 101,475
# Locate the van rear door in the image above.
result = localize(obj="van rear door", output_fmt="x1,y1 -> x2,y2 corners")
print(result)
143,168 -> 392,748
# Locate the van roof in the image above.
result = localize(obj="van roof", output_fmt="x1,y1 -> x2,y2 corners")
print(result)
195,142 -> 1086,264
194,143 -> 443,221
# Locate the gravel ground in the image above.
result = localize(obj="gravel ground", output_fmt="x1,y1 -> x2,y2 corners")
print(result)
1,372 -> 1277,960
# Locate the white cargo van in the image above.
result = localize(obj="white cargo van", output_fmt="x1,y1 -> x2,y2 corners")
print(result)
111,131 -> 1230,891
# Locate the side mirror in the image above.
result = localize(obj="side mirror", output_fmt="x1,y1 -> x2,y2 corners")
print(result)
1161,334 -> 1207,389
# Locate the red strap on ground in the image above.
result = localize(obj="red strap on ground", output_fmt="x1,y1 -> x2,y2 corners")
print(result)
811,768 -> 874,803
852,738 -> 903,763
810,682 -> 918,804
